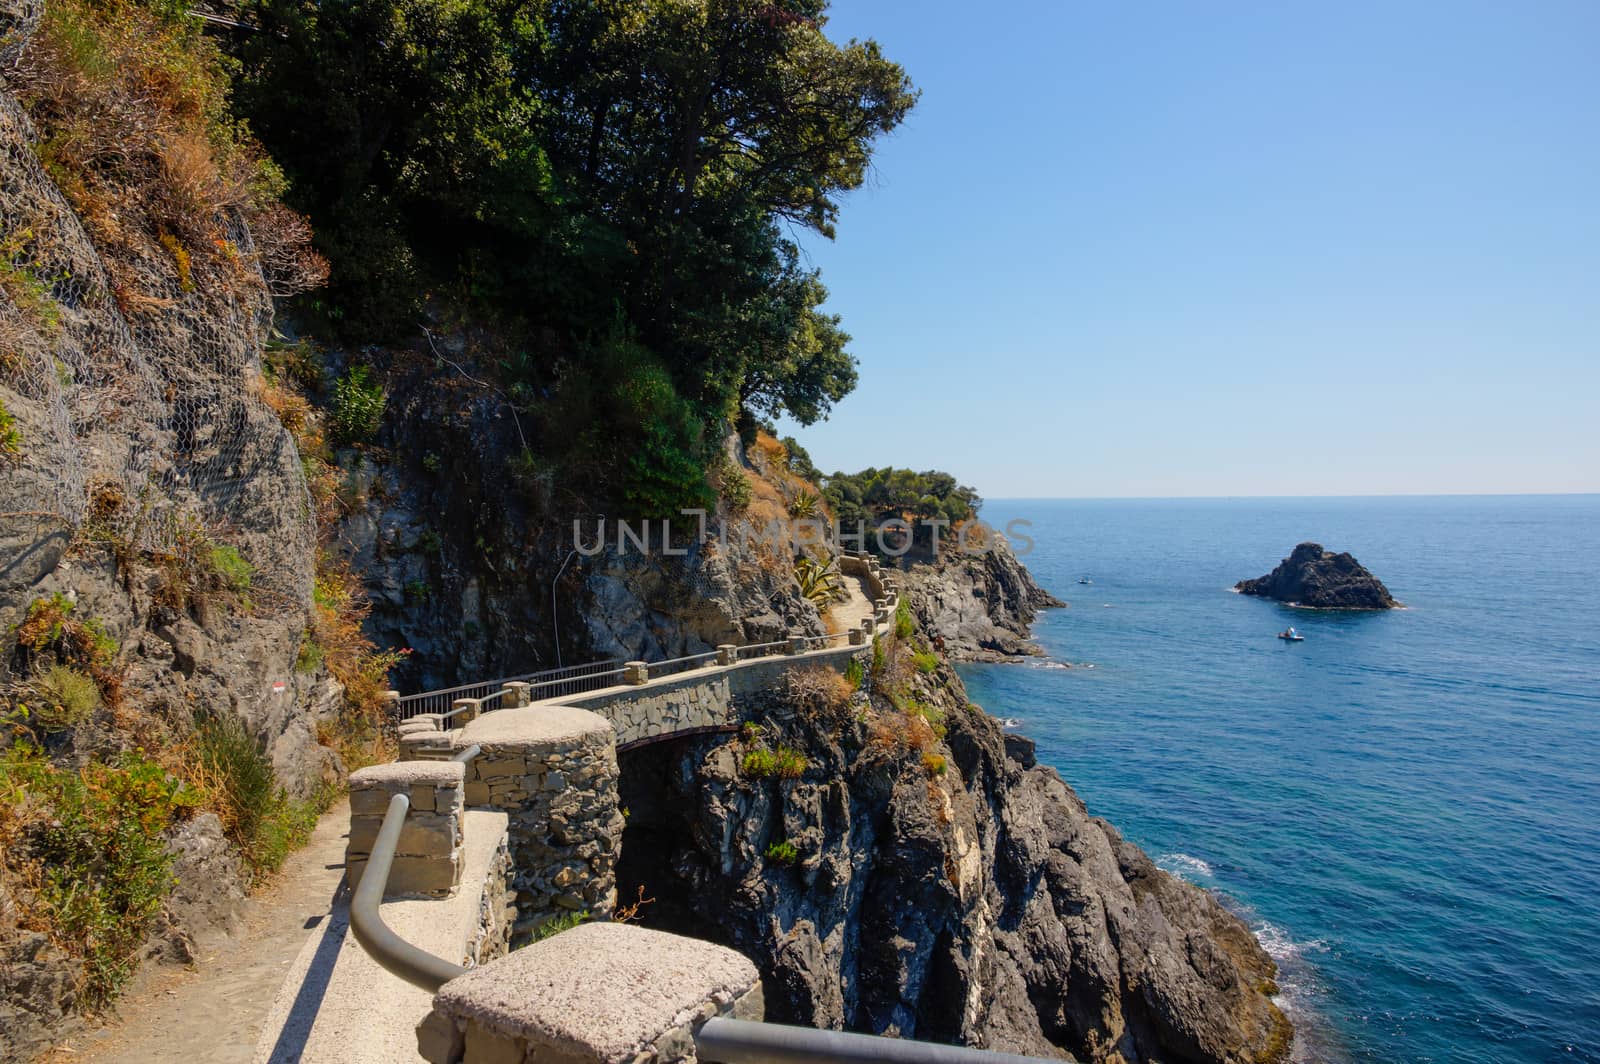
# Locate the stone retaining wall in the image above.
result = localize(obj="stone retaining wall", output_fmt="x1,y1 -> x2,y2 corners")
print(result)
466,832 -> 515,965
455,706 -> 623,940
346,761 -> 466,898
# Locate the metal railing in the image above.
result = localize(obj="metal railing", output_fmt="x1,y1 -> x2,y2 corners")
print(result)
397,659 -> 624,718
348,792 -> 468,992
696,1018 -> 1052,1063
395,565 -> 899,720
644,651 -> 721,680
736,640 -> 791,662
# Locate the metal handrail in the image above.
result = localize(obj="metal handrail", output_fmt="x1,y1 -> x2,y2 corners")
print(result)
695,1018 -> 1052,1063
348,794 -> 468,993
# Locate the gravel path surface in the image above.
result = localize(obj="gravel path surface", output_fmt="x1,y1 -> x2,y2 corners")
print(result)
50,800 -> 352,1064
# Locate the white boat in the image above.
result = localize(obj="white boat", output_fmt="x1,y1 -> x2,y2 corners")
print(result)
1278,628 -> 1304,642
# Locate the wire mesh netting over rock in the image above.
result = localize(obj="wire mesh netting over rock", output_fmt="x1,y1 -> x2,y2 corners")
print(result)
0,5 -> 314,608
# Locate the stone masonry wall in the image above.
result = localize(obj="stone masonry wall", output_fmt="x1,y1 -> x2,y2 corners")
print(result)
347,761 -> 466,898
466,832 -> 515,965
456,707 -> 623,940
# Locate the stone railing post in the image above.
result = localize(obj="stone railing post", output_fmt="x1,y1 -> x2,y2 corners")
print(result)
399,717 -> 456,762
416,924 -> 763,1064
787,632 -> 806,655
346,761 -> 466,898
716,643 -> 737,666
848,626 -> 865,646
623,660 -> 649,685
861,618 -> 875,641
502,681 -> 532,708
451,698 -> 481,725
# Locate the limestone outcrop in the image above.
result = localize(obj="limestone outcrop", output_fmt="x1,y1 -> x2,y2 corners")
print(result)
1235,542 -> 1398,609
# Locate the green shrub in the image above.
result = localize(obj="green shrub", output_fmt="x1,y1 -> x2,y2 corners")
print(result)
81,617 -> 118,666
17,592 -> 74,648
912,647 -> 938,675
330,364 -> 386,443
209,544 -> 253,594
741,745 -> 807,780
0,398 -> 20,459
295,630 -> 325,673
870,635 -> 885,677
0,744 -> 192,1006
764,839 -> 799,865
190,714 -> 317,876
28,664 -> 100,731
527,909 -> 589,944
844,657 -> 864,690
740,721 -> 765,743
894,598 -> 914,640
922,752 -> 947,776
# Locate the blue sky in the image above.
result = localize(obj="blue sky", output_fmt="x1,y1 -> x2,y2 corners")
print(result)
778,0 -> 1599,498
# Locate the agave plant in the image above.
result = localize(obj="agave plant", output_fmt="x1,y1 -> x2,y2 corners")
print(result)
788,489 -> 822,519
794,554 -> 842,609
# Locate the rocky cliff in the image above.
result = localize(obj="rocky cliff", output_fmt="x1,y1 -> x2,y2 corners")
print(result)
615,642 -> 1291,1062
1235,543 -> 1398,609
333,355 -> 829,692
0,9 -> 339,1054
898,534 -> 1066,662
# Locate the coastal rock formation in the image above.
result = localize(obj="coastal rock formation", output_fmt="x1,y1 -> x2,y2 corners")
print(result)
898,536 -> 1065,662
1235,543 -> 1398,609
616,660 -> 1291,1063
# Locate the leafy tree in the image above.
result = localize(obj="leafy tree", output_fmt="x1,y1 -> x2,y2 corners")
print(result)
824,466 -> 981,547
234,0 -> 915,505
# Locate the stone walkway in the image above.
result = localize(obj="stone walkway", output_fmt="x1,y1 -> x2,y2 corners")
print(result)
50,800 -> 353,1064
828,572 -> 875,634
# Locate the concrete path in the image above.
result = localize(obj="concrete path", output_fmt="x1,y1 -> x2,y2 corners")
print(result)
250,810 -> 507,1064
53,800 -> 353,1064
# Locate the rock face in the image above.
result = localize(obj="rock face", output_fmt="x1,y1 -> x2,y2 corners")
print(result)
615,663 -> 1291,1063
1235,543 -> 1398,609
898,537 -> 1065,662
0,34 -> 337,1055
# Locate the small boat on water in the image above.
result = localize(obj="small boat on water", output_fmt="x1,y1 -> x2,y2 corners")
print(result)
1278,627 -> 1304,642
1078,576 -> 1093,584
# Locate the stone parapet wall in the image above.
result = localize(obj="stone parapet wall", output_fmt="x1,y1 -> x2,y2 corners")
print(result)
417,923 -> 763,1064
466,831 -> 515,966
455,707 -> 623,940
347,761 -> 466,898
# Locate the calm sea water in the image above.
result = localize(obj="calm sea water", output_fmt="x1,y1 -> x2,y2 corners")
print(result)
958,496 -> 1600,1064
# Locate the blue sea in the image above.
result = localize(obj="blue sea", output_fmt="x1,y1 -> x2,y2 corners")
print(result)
958,496 -> 1600,1064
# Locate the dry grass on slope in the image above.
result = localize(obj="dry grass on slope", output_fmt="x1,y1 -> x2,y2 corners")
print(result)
11,0 -> 325,307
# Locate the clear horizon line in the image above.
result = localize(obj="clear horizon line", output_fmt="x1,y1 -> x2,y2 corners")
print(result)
983,490 -> 1600,501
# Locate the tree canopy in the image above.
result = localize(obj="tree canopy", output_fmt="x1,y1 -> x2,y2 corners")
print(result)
233,0 -> 914,511
824,467 -> 982,533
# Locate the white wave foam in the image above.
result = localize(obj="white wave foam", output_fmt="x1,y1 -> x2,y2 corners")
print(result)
1000,717 -> 1023,729
1252,921 -> 1327,964
1157,852 -> 1214,879
1027,659 -> 1072,671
